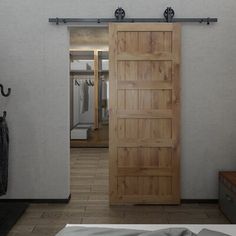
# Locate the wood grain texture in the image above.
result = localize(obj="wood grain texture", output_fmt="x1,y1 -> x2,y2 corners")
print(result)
109,24 -> 118,204
219,172 -> 236,187
109,23 -> 181,205
8,148 -> 229,235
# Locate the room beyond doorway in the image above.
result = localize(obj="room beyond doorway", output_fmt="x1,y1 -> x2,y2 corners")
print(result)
71,124 -> 108,148
69,27 -> 109,148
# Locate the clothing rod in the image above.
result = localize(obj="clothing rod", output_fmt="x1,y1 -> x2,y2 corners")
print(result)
70,71 -> 95,76
49,17 -> 218,24
72,77 -> 95,80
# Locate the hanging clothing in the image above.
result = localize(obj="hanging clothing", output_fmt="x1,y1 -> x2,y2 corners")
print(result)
0,115 -> 9,196
101,79 -> 108,110
83,81 -> 89,113
79,80 -> 89,114
102,79 -> 107,101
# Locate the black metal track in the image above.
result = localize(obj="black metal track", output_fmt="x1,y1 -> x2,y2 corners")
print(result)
49,7 -> 217,25
49,17 -> 217,24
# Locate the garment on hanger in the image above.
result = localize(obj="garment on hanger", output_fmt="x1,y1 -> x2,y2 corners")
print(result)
101,79 -> 108,111
79,79 -> 89,114
102,79 -> 107,101
83,81 -> 89,113
0,114 -> 9,196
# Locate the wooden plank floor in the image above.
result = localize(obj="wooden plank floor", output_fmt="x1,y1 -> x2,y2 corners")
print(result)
9,148 -> 230,236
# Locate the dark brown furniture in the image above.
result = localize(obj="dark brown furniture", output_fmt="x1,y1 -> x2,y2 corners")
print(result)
219,171 -> 236,223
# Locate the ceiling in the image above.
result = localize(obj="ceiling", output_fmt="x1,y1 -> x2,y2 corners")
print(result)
70,27 -> 109,51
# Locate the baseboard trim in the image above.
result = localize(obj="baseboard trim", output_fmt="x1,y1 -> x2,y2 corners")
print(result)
0,194 -> 71,204
181,199 -> 218,204
70,146 -> 108,148
0,196 -> 217,204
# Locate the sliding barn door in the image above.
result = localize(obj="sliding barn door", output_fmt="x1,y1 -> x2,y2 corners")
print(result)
109,23 -> 181,205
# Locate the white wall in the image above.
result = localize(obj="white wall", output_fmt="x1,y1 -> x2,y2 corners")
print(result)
0,0 -> 235,199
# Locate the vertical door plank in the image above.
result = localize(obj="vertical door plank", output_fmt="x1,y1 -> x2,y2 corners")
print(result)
126,90 -> 139,110
109,24 -> 118,203
125,32 -> 139,53
171,24 -> 181,202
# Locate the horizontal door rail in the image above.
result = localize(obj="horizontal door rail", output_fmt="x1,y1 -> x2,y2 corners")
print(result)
49,7 -> 217,25
49,17 -> 218,24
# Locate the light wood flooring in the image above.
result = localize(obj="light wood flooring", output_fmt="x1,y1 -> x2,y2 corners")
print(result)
9,148 -> 229,236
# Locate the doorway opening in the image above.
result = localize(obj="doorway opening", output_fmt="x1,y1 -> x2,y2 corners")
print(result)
69,27 -> 109,148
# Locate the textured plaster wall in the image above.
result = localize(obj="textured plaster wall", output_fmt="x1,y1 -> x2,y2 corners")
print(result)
0,0 -> 235,199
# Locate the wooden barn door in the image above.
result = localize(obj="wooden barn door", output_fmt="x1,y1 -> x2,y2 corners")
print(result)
109,23 -> 181,205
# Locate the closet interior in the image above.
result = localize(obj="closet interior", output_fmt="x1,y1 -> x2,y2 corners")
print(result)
69,27 -> 109,147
